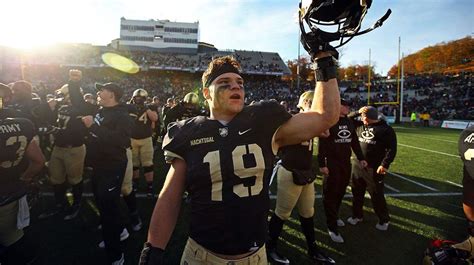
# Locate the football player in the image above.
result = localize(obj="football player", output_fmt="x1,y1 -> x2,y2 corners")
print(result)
452,125 -> 474,258
139,53 -> 340,264
319,98 -> 367,243
38,71 -> 96,220
128,89 -> 158,196
163,92 -> 202,133
0,83 -> 46,264
267,91 -> 335,265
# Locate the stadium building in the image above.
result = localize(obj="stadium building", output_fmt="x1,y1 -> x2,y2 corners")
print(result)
111,18 -> 199,54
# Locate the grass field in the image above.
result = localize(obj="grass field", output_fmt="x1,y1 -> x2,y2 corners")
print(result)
27,125 -> 467,265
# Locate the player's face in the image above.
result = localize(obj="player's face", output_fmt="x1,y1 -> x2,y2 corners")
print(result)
205,72 -> 245,116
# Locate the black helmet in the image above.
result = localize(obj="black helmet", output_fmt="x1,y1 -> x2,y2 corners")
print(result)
299,0 -> 391,59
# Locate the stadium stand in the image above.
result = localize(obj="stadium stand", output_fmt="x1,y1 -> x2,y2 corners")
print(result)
0,45 -> 471,120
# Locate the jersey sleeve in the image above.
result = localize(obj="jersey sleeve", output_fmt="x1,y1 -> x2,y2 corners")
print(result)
162,119 -> 192,163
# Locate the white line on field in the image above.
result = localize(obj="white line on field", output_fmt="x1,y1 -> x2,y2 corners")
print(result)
384,184 -> 400,192
389,172 -> 439,191
398,143 -> 459,158
445,180 -> 463,188
403,135 -> 458,144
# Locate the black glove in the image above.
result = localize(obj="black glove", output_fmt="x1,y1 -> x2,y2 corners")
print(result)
138,243 -> 164,265
300,29 -> 339,61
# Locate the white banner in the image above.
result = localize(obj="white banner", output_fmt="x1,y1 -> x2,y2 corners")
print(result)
441,120 -> 470,130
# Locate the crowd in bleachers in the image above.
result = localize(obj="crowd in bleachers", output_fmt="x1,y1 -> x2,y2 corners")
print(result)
1,47 -> 472,121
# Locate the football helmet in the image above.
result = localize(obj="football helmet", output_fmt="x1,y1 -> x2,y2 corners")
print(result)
132,88 -> 148,104
423,239 -> 472,265
183,92 -> 199,105
299,0 -> 391,59
297,91 -> 314,110
133,88 -> 148,99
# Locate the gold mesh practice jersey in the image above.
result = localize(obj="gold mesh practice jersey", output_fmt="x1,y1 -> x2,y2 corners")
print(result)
162,101 -> 291,255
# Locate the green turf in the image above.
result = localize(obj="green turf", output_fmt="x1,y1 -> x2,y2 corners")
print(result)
27,125 -> 468,264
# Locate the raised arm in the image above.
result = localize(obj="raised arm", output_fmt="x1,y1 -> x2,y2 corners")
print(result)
274,54 -> 340,149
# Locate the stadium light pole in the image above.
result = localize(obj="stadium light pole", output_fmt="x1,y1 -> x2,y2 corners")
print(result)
367,48 -> 371,105
297,34 -> 301,91
400,52 -> 405,122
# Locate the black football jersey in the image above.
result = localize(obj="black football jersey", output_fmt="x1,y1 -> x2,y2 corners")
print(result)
54,104 -> 93,147
128,104 -> 154,139
459,125 -> 474,179
279,139 -> 314,171
162,101 -> 291,255
0,117 -> 35,206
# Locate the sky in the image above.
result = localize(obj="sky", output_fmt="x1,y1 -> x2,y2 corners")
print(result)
1,0 -> 473,75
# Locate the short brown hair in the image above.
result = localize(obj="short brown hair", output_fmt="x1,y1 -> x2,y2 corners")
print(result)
202,56 -> 241,88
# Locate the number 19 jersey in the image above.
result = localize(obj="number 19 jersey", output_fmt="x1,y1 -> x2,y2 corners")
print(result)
162,101 -> 291,255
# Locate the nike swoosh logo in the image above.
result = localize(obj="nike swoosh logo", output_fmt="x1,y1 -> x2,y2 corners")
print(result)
238,129 -> 252,135
108,186 -> 116,192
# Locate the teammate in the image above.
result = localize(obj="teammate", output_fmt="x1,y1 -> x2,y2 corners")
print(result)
318,98 -> 366,243
267,91 -> 335,264
347,106 -> 397,231
0,83 -> 46,264
163,92 -> 202,133
453,125 -> 474,258
128,89 -> 158,196
139,53 -> 340,264
39,72 -> 96,220
81,82 -> 132,265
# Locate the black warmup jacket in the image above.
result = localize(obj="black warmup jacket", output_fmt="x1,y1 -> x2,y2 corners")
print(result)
351,113 -> 397,169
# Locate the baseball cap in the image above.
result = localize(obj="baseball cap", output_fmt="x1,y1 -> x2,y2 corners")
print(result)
95,83 -> 123,101
364,106 -> 379,120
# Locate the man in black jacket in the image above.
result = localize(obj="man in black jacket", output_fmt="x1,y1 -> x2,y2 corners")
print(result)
81,82 -> 131,265
319,98 -> 367,243
347,106 -> 397,231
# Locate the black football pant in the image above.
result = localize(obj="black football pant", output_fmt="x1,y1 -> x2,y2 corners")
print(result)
323,159 -> 351,231
351,167 -> 390,224
91,163 -> 126,263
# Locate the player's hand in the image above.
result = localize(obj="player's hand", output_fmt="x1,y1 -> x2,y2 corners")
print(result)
301,32 -> 339,60
359,160 -> 368,168
69,69 -> 82,82
358,106 -> 368,115
376,165 -> 387,175
138,243 -> 164,265
319,167 -> 329,176
81,115 -> 94,128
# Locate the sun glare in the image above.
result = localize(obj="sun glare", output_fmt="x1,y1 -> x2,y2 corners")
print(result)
0,0 -> 94,50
